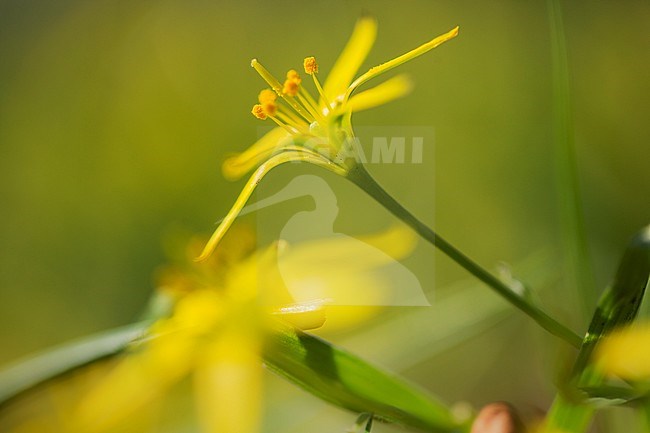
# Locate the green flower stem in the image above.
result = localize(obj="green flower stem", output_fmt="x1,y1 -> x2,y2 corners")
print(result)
544,395 -> 593,433
347,163 -> 582,348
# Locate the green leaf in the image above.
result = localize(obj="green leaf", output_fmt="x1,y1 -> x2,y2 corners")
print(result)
548,0 -> 596,320
580,384 -> 646,405
0,322 -> 148,407
263,321 -> 467,433
545,225 -> 650,432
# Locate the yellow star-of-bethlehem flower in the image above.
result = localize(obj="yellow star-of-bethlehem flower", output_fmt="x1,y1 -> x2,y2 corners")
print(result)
55,224 -> 417,433
197,17 -> 458,261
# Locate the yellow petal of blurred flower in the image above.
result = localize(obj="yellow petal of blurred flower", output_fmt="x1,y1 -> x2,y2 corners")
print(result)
595,322 -> 650,380
73,328 -> 197,433
194,327 -> 262,433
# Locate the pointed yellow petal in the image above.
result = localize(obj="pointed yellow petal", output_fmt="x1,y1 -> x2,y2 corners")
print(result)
222,127 -> 291,180
347,26 -> 459,97
322,15 -> 377,102
194,329 -> 262,433
197,151 -> 346,262
347,74 -> 413,113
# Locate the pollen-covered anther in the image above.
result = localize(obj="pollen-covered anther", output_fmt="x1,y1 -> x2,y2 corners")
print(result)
282,79 -> 300,97
262,102 -> 277,116
286,69 -> 302,84
251,104 -> 267,120
258,89 -> 277,104
303,57 -> 318,75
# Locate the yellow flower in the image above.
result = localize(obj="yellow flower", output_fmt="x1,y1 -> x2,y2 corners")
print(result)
68,230 -> 315,433
198,17 -> 458,261
594,322 -> 650,381
69,224 -> 417,433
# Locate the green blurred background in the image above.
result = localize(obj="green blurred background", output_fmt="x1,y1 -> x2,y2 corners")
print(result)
1,0 -> 649,431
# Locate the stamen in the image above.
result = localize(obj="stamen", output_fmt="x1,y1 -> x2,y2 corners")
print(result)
270,91 -> 312,131
252,103 -> 297,135
286,69 -> 302,84
259,88 -> 308,128
275,112 -> 308,134
278,104 -> 307,127
262,102 -> 277,116
299,86 -> 319,112
258,89 -> 277,104
303,56 -> 332,111
296,93 -> 323,121
256,90 -> 279,116
311,73 -> 332,112
267,115 -> 299,135
282,68 -> 323,121
251,104 -> 267,120
251,59 -> 314,123
303,57 -> 318,74
282,79 -> 300,97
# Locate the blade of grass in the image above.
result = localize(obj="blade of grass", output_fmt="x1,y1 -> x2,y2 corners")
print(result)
548,0 -> 596,320
544,226 -> 650,432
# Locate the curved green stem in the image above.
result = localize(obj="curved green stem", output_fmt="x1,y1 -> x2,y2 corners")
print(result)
347,163 -> 582,348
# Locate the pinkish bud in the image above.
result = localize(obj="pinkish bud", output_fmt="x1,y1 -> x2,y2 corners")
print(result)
470,403 -> 525,433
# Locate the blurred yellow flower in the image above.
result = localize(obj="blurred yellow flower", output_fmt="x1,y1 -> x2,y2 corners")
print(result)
594,322 -> 650,381
65,224 -> 417,433
66,229 -> 314,433
198,17 -> 458,261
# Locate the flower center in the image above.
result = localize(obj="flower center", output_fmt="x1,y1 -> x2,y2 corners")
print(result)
250,57 -> 334,136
